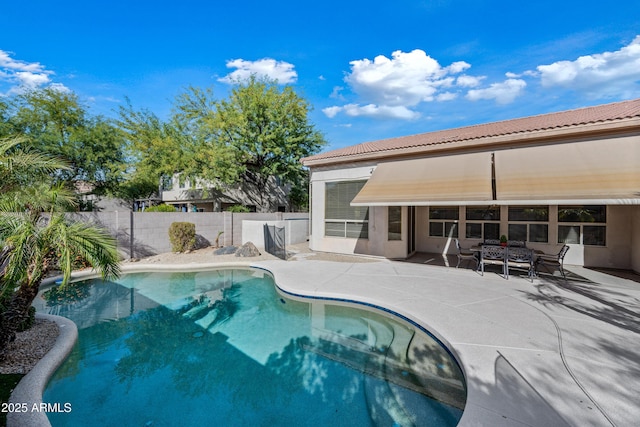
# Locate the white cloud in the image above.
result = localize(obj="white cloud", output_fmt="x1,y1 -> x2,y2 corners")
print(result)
447,61 -> 471,74
48,82 -> 71,93
0,49 -> 55,94
436,92 -> 457,101
456,75 -> 483,87
0,50 -> 47,73
466,78 -> 527,104
15,71 -> 50,88
345,49 -> 470,107
322,104 -> 420,120
322,106 -> 342,118
218,58 -> 297,84
330,86 -> 345,99
535,35 -> 640,97
325,49 -> 481,120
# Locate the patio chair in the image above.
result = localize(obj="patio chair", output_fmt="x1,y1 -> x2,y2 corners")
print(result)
535,245 -> 570,278
507,240 -> 526,247
507,247 -> 535,282
479,245 -> 508,279
455,239 -> 478,269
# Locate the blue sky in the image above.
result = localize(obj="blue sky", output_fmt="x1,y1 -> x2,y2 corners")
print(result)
1,0 -> 639,151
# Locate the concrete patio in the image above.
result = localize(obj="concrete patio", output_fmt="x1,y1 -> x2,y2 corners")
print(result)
11,251 -> 639,427
256,255 -> 640,427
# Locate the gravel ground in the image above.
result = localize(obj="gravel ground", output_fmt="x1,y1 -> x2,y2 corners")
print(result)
130,241 -> 381,265
0,242 -> 379,376
0,319 -> 59,375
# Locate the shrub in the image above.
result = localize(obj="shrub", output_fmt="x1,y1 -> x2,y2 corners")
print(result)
169,222 -> 196,252
145,204 -> 177,212
226,205 -> 250,213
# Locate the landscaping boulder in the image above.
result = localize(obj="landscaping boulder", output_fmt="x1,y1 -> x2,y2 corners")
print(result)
213,245 -> 238,255
235,242 -> 261,257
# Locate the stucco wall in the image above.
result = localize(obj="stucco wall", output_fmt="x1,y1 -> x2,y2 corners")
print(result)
631,206 -> 640,273
308,163 -> 403,257
308,165 -> 638,269
242,219 -> 309,249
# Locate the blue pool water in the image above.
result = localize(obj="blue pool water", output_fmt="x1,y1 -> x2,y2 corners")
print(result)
35,268 -> 466,426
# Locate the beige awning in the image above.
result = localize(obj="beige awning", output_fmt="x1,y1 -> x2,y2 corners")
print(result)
495,136 -> 640,204
351,152 -> 494,206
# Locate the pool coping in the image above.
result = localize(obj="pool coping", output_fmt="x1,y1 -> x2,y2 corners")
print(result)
8,313 -> 78,427
11,259 -> 639,426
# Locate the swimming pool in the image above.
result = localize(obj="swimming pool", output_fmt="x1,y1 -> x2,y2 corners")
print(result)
34,268 -> 466,426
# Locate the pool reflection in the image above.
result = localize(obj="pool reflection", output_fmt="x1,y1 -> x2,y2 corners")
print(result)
39,268 -> 465,427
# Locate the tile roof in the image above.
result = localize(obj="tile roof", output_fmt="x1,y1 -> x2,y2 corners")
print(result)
303,98 -> 640,165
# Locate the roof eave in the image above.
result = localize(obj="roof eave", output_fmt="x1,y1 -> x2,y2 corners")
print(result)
302,117 -> 640,168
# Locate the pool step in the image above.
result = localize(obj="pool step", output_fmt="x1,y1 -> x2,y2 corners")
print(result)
363,373 -> 416,426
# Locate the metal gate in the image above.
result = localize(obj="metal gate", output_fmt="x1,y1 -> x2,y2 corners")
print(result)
263,224 -> 287,260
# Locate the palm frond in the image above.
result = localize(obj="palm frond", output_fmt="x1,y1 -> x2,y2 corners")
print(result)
0,136 -> 23,155
0,136 -> 71,193
0,183 -> 77,213
48,216 -> 121,284
0,214 -> 40,286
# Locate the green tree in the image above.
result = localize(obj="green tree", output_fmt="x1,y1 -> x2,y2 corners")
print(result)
6,87 -> 127,197
171,87 -> 240,186
116,100 -> 198,198
0,99 -> 12,138
173,78 -> 326,211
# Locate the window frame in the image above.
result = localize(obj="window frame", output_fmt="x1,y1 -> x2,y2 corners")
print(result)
324,180 -> 369,239
429,206 -> 459,238
557,205 -> 606,246
507,206 -> 549,243
465,206 -> 500,240
388,206 -> 402,241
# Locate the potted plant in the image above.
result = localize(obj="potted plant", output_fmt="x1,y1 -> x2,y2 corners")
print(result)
500,235 -> 508,246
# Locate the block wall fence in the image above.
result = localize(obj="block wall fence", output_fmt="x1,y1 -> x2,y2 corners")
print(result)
71,212 -> 309,259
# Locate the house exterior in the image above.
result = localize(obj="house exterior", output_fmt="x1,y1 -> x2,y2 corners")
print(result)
302,98 -> 640,272
159,174 -> 291,212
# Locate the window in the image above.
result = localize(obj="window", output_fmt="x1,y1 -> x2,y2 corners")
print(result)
558,205 -> 606,223
529,224 -> 549,242
465,206 -> 500,240
325,181 -> 369,238
508,206 -> 549,222
508,206 -> 549,242
388,206 -> 402,240
429,207 -> 458,238
558,205 -> 606,246
160,175 -> 173,191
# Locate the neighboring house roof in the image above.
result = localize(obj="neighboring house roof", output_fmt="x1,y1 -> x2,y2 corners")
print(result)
302,98 -> 640,166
